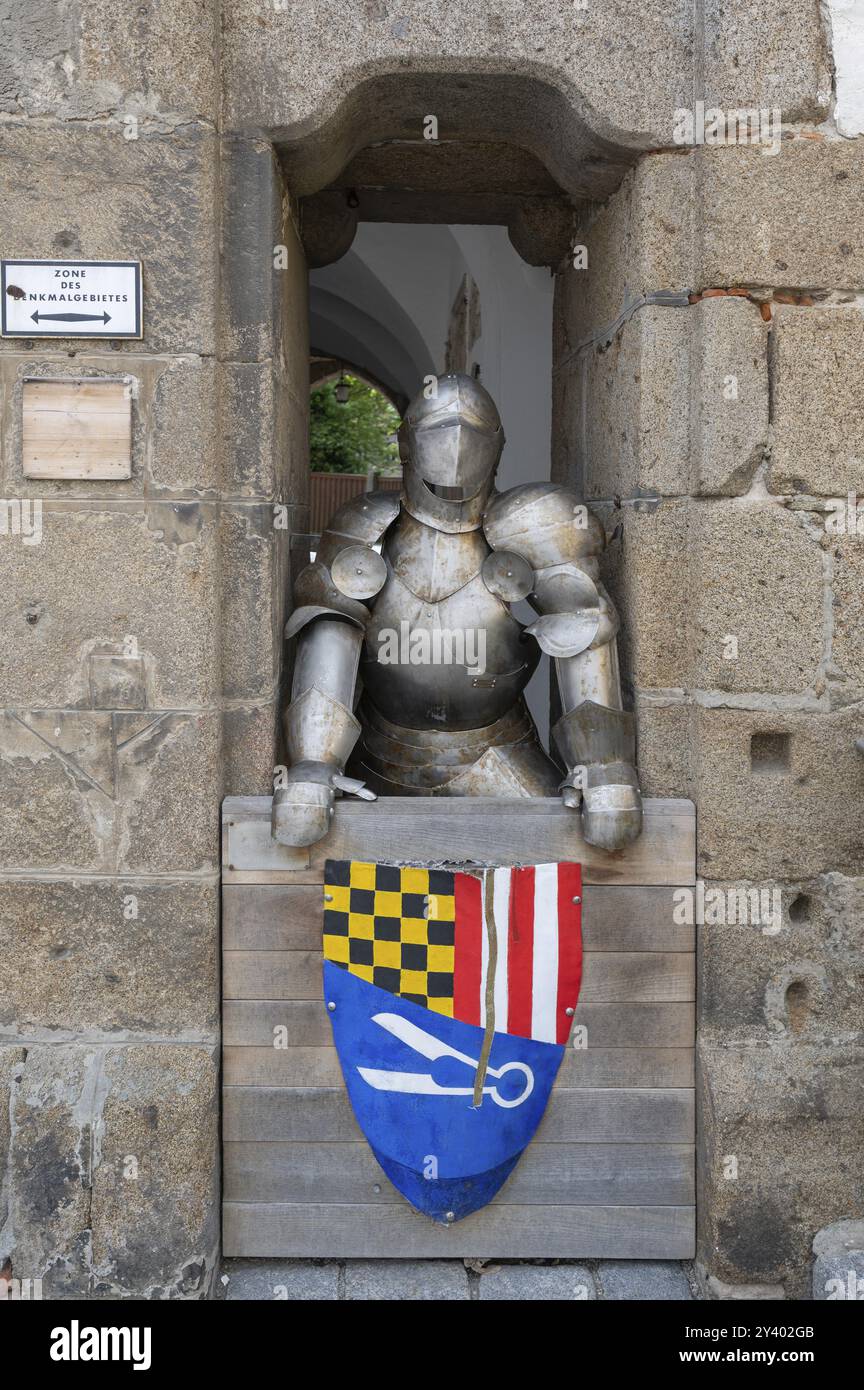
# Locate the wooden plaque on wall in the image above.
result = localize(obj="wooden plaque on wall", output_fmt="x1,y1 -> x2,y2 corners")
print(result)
22,376 -> 132,480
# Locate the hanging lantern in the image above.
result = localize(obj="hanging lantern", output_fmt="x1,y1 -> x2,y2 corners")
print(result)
335,372 -> 350,405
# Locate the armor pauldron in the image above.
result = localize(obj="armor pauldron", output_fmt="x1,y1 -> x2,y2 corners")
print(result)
484,482 -> 605,568
292,561 -> 371,622
317,490 -> 400,551
295,491 -> 397,614
484,486 -> 618,659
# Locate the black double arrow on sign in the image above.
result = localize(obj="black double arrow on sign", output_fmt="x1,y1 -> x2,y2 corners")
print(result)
30,311 -> 112,324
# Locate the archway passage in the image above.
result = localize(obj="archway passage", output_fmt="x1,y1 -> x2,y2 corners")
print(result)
308,370 -> 402,533
309,222 -> 553,493
310,354 -> 407,414
308,372 -> 401,474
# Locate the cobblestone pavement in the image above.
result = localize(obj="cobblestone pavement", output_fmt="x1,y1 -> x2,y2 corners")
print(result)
220,1259 -> 701,1300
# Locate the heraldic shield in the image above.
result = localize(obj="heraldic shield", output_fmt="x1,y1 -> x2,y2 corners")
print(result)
322,860 -> 583,1222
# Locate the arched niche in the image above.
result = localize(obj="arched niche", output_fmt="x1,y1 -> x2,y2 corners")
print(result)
276,69 -> 641,271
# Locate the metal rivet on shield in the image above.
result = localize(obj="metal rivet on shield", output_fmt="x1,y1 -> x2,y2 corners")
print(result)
327,1001 -> 336,1012
572,895 -> 582,904
445,1211 -> 455,1223
324,893 -> 334,902
565,1007 -> 575,1017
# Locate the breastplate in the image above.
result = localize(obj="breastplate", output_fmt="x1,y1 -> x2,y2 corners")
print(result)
361,515 -> 539,731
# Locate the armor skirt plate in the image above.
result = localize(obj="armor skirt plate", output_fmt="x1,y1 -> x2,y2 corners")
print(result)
350,697 -> 561,798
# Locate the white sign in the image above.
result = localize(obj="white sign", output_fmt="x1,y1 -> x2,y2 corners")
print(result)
1,260 -> 142,338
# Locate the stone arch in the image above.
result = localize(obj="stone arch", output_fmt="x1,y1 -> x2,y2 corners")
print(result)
309,355 -> 407,415
275,66 -> 641,201
270,66 -> 656,271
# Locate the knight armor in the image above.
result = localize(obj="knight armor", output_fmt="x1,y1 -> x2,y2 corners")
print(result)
272,373 -> 642,853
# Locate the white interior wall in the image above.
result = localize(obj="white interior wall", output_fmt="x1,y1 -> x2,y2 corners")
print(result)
310,223 -> 554,489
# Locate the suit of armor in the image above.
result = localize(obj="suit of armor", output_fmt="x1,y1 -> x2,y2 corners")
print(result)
272,374 -> 642,852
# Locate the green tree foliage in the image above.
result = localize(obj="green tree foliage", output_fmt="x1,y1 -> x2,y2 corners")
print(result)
309,375 -> 401,474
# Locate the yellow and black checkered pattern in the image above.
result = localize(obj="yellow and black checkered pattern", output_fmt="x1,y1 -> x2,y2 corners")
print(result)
323,860 -> 456,1015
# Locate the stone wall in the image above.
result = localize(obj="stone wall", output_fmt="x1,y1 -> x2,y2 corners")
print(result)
1,0 -> 861,1297
1,6 -> 221,1296
553,140 -> 864,1297
0,2 -> 309,1298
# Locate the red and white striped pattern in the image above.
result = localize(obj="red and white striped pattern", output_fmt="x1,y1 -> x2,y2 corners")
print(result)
452,862 -> 582,1045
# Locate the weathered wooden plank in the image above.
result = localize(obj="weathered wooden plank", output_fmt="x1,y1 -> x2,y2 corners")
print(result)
579,953 -> 694,1002
222,883 -> 694,953
578,885 -> 694,951
23,379 -> 133,409
222,796 -> 696,886
223,949 -> 694,1004
223,885 -> 323,951
223,998 -> 696,1049
224,999 -> 333,1047
223,1044 -> 695,1089
223,1140 -> 695,1206
223,950 -> 318,1001
225,1047 -> 344,1088
543,1045 -> 693,1088
223,1201 -> 695,1259
223,1086 -> 694,1145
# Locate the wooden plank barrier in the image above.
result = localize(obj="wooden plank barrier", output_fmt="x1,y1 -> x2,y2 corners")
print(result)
222,795 -> 697,1259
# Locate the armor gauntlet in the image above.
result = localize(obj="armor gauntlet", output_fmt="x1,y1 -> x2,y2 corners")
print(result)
484,484 -> 643,852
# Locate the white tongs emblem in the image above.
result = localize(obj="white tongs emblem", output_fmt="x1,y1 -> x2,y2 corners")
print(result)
357,1011 -> 534,1109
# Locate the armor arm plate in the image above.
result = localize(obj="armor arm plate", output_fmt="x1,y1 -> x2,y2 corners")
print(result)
484,483 -> 642,852
273,498 -> 398,847
273,609 -> 369,847
483,483 -> 612,658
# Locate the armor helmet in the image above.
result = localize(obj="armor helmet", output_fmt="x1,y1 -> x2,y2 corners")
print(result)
399,373 -> 504,533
